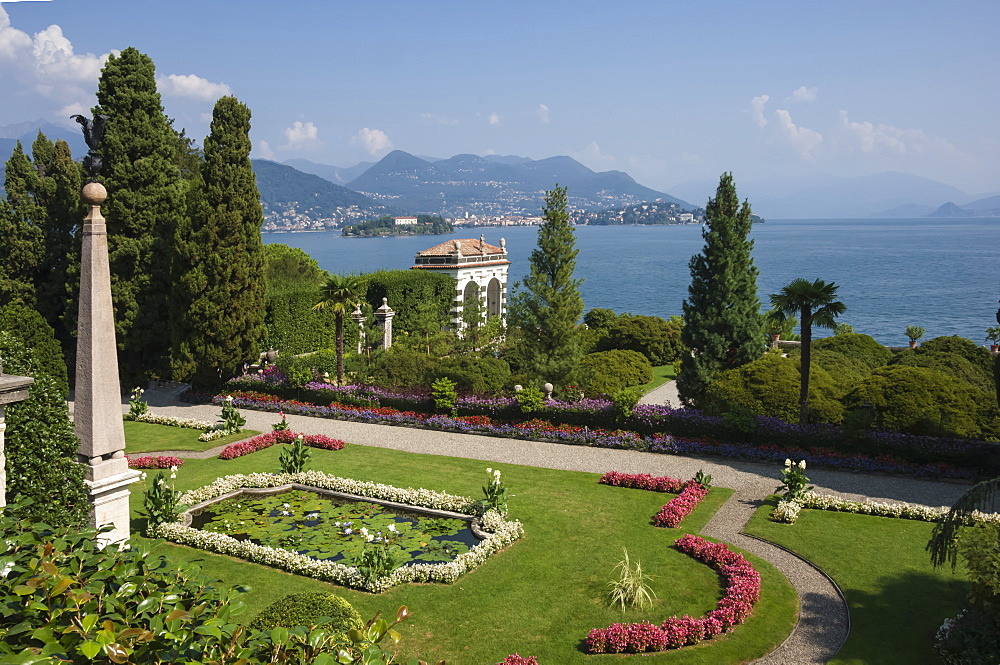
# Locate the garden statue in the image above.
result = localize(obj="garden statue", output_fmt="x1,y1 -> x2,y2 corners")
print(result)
71,114 -> 110,180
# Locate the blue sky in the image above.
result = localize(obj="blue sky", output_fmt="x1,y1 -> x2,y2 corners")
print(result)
1,0 -> 997,196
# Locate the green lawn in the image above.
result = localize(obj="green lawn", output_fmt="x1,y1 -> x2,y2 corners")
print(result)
639,363 -> 679,392
744,498 -> 969,665
124,420 -> 260,453
127,443 -> 797,665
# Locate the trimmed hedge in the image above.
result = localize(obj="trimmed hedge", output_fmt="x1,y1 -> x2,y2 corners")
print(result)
363,269 -> 453,336
578,349 -> 653,395
264,289 -> 341,355
809,332 -> 892,372
249,591 -> 362,635
595,314 -> 683,365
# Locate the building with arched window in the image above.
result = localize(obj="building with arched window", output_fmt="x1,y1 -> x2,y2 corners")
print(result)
412,235 -> 510,328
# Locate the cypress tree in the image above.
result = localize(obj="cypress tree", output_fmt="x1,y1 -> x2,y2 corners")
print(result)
0,142 -> 44,307
678,172 -> 764,406
95,47 -> 185,383
171,96 -> 266,387
508,185 -> 585,385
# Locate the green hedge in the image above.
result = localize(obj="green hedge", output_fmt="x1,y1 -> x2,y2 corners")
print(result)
577,349 -> 652,395
264,289 -> 342,355
363,269 -> 453,337
809,333 -> 892,372
594,314 -> 683,365
249,591 -> 362,635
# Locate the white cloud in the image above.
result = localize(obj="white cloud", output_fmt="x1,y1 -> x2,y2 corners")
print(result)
281,121 -> 321,150
256,140 -> 275,160
571,142 -> 617,169
774,108 -> 823,159
419,112 -> 459,126
484,148 -> 496,155
537,104 -> 550,123
836,109 -> 937,155
750,95 -> 769,128
487,111 -> 501,126
157,74 -> 231,101
788,86 -> 818,103
352,127 -> 393,156
57,101 -> 87,119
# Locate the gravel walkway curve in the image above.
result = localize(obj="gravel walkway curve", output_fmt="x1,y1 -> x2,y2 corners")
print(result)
112,389 -> 972,664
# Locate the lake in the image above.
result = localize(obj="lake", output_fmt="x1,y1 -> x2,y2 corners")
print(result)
264,218 -> 1000,347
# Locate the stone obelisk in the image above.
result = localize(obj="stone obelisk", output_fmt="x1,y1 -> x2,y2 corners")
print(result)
74,180 -> 140,544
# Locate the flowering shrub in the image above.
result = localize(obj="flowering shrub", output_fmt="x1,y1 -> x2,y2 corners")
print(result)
771,490 -> 1000,527
497,655 -> 539,665
127,386 -> 148,419
586,535 -> 761,654
599,472 -> 710,528
776,459 -> 814,501
131,412 -> 214,430
218,431 -> 345,460
150,472 -> 523,593
127,455 -> 184,469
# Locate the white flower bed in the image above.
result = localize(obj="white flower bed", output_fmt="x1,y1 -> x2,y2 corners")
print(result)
772,491 -> 1000,527
153,472 -> 523,593
197,427 -> 240,442
132,412 -> 215,431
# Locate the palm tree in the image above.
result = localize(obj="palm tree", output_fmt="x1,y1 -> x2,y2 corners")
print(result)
769,278 -> 846,424
312,274 -> 366,385
927,477 -> 999,568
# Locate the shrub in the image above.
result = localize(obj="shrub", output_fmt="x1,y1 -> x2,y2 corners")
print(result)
921,335 -> 995,377
0,326 -> 88,528
936,608 -> 1000,665
612,386 -> 644,419
0,302 -> 70,394
431,376 -> 458,413
705,353 -> 844,424
249,591 -> 362,636
578,349 -> 653,396
363,269 -> 453,337
843,365 -> 986,437
264,289 -> 340,355
891,349 -> 996,395
807,348 -> 875,393
431,355 -> 512,395
366,345 -> 434,389
596,314 -> 683,365
810,332 -> 892,372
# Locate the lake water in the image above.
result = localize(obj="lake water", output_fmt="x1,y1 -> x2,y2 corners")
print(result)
264,218 -> 1000,347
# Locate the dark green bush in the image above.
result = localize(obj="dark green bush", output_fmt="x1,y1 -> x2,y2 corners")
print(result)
595,314 -> 682,365
705,353 -> 845,424
810,332 -> 892,372
808,348 -> 874,393
921,335 -> 995,377
366,345 -> 434,389
264,289 -> 342,355
891,349 -> 996,395
577,349 -> 652,396
249,591 -> 362,636
0,301 -> 69,393
431,355 -> 512,395
843,365 -> 987,437
363,269 -> 453,337
0,325 -> 88,527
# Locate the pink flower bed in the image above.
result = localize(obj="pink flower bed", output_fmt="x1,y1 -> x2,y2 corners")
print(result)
599,472 -> 709,528
586,535 -> 761,654
126,455 -> 184,469
218,430 -> 346,460
497,655 -> 538,665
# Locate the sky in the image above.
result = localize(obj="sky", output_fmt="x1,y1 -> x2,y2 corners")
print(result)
1,0 -> 998,198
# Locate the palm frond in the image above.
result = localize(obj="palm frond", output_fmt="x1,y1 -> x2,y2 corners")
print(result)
928,477 -> 1000,568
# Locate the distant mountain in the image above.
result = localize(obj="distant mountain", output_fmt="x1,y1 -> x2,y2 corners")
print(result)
251,159 -> 398,229
346,150 -> 690,215
0,119 -> 88,162
282,158 -> 374,185
928,202 -> 976,218
870,203 -> 936,218
962,194 -> 1000,216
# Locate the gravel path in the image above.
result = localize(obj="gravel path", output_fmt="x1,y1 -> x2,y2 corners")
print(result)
116,389 -> 972,664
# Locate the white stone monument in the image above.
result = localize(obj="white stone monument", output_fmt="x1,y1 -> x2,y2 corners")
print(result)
412,235 -> 510,329
374,298 -> 395,349
74,181 -> 141,544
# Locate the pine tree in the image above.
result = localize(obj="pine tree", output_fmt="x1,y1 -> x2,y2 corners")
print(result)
0,142 -> 44,306
95,47 -> 185,383
508,185 -> 585,385
172,96 -> 266,388
678,173 -> 764,406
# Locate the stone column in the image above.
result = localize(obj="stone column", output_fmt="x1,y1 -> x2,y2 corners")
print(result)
74,182 -> 141,545
351,303 -> 366,354
374,297 -> 395,350
0,372 -> 35,508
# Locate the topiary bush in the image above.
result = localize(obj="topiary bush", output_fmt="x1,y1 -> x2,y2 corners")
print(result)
891,349 -> 996,395
595,314 -> 683,365
577,349 -> 653,396
431,356 -> 512,395
365,345 -> 434,389
843,365 -> 987,438
249,591 -> 363,636
705,353 -> 845,424
921,335 -> 995,377
806,348 -> 873,393
810,332 -> 892,372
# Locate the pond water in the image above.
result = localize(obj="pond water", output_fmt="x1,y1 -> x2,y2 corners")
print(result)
189,489 -> 481,566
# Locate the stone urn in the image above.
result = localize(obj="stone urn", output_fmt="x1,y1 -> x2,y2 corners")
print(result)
265,348 -> 278,364
909,341 -> 918,349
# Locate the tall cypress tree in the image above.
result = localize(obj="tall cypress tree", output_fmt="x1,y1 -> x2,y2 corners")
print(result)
678,172 -> 764,406
95,47 -> 185,383
171,96 -> 266,387
0,142 -> 44,307
508,185 -> 585,385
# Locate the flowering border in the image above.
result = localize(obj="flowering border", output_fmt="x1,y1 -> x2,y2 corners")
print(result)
129,412 -> 214,430
149,471 -> 523,593
126,455 -> 185,469
218,431 -> 346,460
771,491 -> 1000,526
599,472 -> 710,528
586,535 -> 761,653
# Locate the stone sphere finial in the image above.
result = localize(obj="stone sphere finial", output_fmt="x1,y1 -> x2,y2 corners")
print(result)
82,182 -> 107,205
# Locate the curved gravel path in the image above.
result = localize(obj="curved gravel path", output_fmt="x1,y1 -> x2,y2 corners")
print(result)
115,389 -> 971,664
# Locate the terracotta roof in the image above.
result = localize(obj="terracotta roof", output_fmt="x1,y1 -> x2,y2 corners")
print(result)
416,238 -> 504,257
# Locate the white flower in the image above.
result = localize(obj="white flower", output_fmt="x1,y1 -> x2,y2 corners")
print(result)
486,468 -> 492,474
360,527 -> 369,538
169,466 -> 178,479
388,524 -> 397,533
784,459 -> 792,467
139,472 -> 147,481
798,460 -> 807,470
493,470 -> 501,481
282,503 -> 290,509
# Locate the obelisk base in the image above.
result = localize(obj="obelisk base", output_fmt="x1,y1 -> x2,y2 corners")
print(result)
83,454 -> 141,546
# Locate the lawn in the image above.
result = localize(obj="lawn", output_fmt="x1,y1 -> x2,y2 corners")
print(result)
123,419 -> 260,453
128,442 -> 797,664
744,498 -> 969,665
638,363 -> 678,392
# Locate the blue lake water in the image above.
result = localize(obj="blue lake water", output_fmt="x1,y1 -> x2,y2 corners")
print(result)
264,218 -> 1000,347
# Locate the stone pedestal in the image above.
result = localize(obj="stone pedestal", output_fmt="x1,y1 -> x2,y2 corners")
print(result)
74,182 -> 140,545
374,298 -> 395,350
0,374 -> 35,509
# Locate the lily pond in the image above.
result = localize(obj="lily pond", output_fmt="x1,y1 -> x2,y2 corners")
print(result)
190,490 -> 481,565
